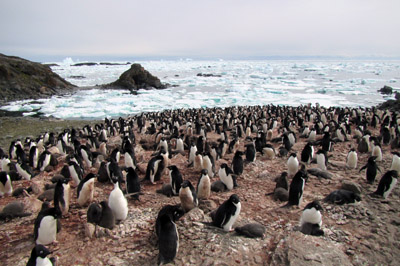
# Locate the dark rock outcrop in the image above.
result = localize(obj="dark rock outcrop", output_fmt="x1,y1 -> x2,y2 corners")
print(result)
378,85 -> 393,95
0,53 -> 76,103
104,63 -> 167,91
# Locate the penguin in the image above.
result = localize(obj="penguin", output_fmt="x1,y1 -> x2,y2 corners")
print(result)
188,142 -> 198,165
275,172 -> 289,191
374,170 -> 398,199
176,135 -> 185,153
29,144 -> 39,168
308,128 -> 317,142
301,142 -> 314,165
0,171 -> 12,197
108,178 -> 128,221
196,136 -> 205,153
358,135 -> 370,153
320,132 -> 333,152
167,165 -> 183,196
87,201 -> 115,230
34,206 -> 61,245
286,168 -> 308,207
68,161 -> 83,187
282,134 -> 293,151
262,144 -> 276,160
346,148 -> 358,169
287,153 -> 299,177
9,140 -> 22,160
202,152 -> 215,178
193,151 -> 203,172
212,194 -> 241,232
145,155 -> 164,184
245,141 -> 256,162
390,152 -> 400,173
324,189 -> 361,205
110,148 -> 121,164
179,180 -> 198,212
97,161 -> 110,183
232,150 -> 244,176
26,244 -> 55,266
78,145 -> 93,168
54,178 -> 70,215
315,149 -> 328,171
0,201 -> 31,221
37,150 -> 53,172
126,167 -> 141,200
197,169 -> 211,200
77,173 -> 96,207
218,163 -> 238,191
1,157 -> 11,172
359,156 -> 381,184
124,147 -> 136,170
371,142 -> 383,162
15,160 -> 33,180
299,200 -> 324,236
156,205 -> 185,265
158,137 -> 168,153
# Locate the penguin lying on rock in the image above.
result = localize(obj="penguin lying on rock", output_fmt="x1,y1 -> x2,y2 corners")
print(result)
0,201 -> 31,221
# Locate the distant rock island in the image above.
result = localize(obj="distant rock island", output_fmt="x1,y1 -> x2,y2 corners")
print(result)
0,54 -> 167,104
0,53 -> 76,103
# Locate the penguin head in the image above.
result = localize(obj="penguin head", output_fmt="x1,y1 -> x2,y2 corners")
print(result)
289,153 -> 297,158
235,150 -> 244,157
220,163 -> 228,170
390,170 -> 399,178
167,165 -> 178,172
33,244 -> 51,258
304,200 -> 323,212
229,194 -> 240,205
181,180 -> 193,189
368,156 -> 377,163
200,168 -> 209,176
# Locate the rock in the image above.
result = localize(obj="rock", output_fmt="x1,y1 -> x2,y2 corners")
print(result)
341,180 -> 362,195
197,73 -> 222,77
184,207 -> 205,222
105,63 -> 167,91
0,53 -> 76,103
72,62 -> 98,67
271,231 -> 352,266
378,85 -> 393,95
84,222 -> 96,238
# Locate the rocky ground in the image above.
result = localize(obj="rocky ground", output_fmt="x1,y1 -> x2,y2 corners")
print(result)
1,113 -> 400,266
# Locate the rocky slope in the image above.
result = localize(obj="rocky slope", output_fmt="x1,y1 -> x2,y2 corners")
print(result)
0,54 -> 76,103
1,106 -> 400,266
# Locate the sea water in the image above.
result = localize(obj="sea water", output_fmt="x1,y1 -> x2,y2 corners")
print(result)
1,59 -> 399,119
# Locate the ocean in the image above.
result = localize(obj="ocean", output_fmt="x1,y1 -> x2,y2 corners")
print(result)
1,59 -> 399,119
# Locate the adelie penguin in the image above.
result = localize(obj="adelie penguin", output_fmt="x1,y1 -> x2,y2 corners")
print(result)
188,142 -> 197,166
34,205 -> 61,245
299,200 -> 324,236
26,244 -> 56,266
155,205 -> 185,265
390,152 -> 400,173
179,180 -> 198,212
211,194 -> 241,232
108,178 -> 128,221
54,178 -> 70,216
15,160 -> 33,180
87,201 -> 115,230
167,165 -> 183,196
202,152 -> 215,178
232,150 -> 244,176
324,189 -> 361,205
126,167 -> 141,200
346,148 -> 358,169
287,153 -> 299,177
0,171 -> 13,197
359,156 -> 381,184
145,154 -> 164,184
197,169 -> 211,200
284,168 -> 308,207
301,142 -> 314,165
245,139 -> 256,162
373,170 -> 398,199
218,163 -> 238,191
315,149 -> 328,171
77,173 -> 96,207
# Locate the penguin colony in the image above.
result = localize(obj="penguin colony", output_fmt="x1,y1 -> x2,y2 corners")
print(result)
1,104 -> 400,264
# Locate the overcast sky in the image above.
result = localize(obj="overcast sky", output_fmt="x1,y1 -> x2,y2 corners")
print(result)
1,0 -> 399,61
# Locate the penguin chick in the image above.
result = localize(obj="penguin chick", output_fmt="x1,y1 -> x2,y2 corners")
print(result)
212,194 -> 241,232
87,201 -> 115,230
179,180 -> 198,212
324,189 -> 361,205
235,223 -> 266,238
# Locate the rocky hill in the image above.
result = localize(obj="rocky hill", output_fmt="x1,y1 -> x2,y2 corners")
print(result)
0,54 -> 76,103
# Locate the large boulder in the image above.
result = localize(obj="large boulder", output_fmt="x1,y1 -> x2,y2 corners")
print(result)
0,53 -> 76,103
105,63 -> 167,91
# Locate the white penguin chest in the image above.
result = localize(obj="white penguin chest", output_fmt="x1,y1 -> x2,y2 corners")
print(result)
223,202 -> 241,231
109,185 -> 128,220
384,178 -> 397,199
37,216 -> 57,245
300,208 -> 322,227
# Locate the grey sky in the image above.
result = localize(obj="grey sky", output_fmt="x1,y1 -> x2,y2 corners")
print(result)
1,0 -> 399,60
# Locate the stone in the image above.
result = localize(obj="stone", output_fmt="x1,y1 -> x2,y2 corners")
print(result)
84,223 -> 96,238
341,180 -> 362,195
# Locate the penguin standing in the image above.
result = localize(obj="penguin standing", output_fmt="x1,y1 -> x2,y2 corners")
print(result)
145,155 -> 164,184
232,150 -> 244,176
202,152 -> 215,178
188,142 -> 198,165
359,156 -> 381,184
390,152 -> 400,173
126,167 -> 141,200
37,150 -> 53,172
300,200 -> 324,236
68,161 -> 83,187
108,178 -> 128,221
320,132 -> 333,152
156,205 -> 185,265
218,163 -> 238,191
77,173 -> 96,206
15,160 -> 32,180
34,206 -> 61,245
301,142 -> 314,165
0,171 -> 12,197
212,194 -> 241,232
286,169 -> 308,207
54,178 -> 70,215
197,169 -> 211,200
262,144 -> 276,160
374,170 -> 398,199
245,141 -> 256,162
193,151 -> 203,172
87,201 -> 115,230
287,153 -> 299,177
179,180 -> 198,212
78,145 -> 93,168
167,165 -> 183,196
124,147 -> 136,170
346,148 -> 358,169
26,244 -> 55,266
371,143 -> 383,162
315,149 -> 328,171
